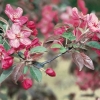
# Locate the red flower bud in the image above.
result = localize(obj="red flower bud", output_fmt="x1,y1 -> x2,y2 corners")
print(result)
32,29 -> 38,36
2,56 -> 13,70
45,68 -> 56,77
27,21 -> 36,29
21,78 -> 33,90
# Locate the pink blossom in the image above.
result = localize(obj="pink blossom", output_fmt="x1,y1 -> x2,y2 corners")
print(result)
42,5 -> 58,22
6,23 -> 31,48
77,0 -> 88,14
0,45 -> 13,70
5,4 -> 28,25
54,27 -> 66,35
37,18 -> 54,38
87,13 -> 100,32
71,7 -> 80,20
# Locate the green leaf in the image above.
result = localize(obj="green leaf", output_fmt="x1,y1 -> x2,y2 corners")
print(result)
0,66 -> 14,84
51,44 -> 62,48
0,36 -> 3,44
60,47 -> 67,53
0,93 -> 7,100
3,42 -> 10,50
73,44 -> 80,48
30,66 -> 42,82
30,46 -> 47,54
86,41 -> 100,49
62,32 -> 76,41
23,66 -> 28,74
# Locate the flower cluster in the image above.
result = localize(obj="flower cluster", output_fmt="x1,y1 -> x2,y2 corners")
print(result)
0,45 -> 13,70
0,1 -> 100,91
37,5 -> 58,38
75,69 -> 100,91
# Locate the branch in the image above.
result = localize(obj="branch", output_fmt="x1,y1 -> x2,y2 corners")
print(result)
42,47 -> 72,65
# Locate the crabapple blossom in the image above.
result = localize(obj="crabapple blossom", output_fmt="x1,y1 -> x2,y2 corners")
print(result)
2,56 -> 13,70
0,45 -> 13,70
5,4 -> 28,25
87,13 -> 100,32
42,5 -> 58,22
77,0 -> 88,14
6,23 -> 31,48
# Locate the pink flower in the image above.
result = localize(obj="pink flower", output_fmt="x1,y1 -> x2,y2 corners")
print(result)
0,45 -> 13,70
42,5 -> 58,22
87,13 -> 100,32
71,7 -> 80,20
5,4 -> 28,25
54,27 -> 66,35
6,23 -> 31,48
77,0 -> 88,14
2,56 -> 13,70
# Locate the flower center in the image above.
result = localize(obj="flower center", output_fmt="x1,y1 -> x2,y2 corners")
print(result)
93,23 -> 98,27
16,34 -> 21,38
13,14 -> 18,19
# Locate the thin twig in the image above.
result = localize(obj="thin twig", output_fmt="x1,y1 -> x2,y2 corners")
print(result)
42,47 -> 72,65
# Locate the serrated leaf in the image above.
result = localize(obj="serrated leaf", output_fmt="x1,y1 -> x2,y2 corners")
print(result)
86,41 -> 100,49
72,52 -> 84,71
0,66 -> 14,84
81,53 -> 94,70
12,62 -> 25,83
30,46 -> 47,54
62,32 -> 76,41
43,35 -> 61,48
23,66 -> 28,74
51,44 -> 62,48
30,66 -> 42,82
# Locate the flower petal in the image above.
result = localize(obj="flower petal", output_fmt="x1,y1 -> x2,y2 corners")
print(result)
20,38 -> 31,46
14,7 -> 23,18
21,31 -> 31,38
11,23 -> 21,34
14,16 -> 28,25
10,39 -> 20,48
5,4 -> 14,20
6,30 -> 16,39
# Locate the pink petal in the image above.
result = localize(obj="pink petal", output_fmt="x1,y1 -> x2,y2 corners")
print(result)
5,4 -> 14,20
6,30 -> 16,39
21,31 -> 31,38
14,7 -> 23,18
10,39 -> 20,48
72,7 -> 80,20
11,23 -> 21,34
20,38 -> 31,46
14,16 -> 28,25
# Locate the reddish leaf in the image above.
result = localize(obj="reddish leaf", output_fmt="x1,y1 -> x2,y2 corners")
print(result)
43,35 -> 66,48
72,52 -> 84,71
81,53 -> 94,70
54,23 -> 69,29
31,53 -> 43,61
43,35 -> 61,48
12,62 -> 25,83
